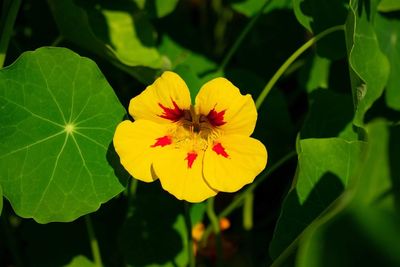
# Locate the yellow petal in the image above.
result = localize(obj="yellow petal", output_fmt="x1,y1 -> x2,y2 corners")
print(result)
195,77 -> 257,136
113,120 -> 174,182
153,149 -> 217,202
203,134 -> 267,192
129,71 -> 192,124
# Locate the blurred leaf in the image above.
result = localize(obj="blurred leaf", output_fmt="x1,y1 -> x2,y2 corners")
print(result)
351,120 -> 400,210
159,35 -> 217,76
120,182 -> 189,267
345,0 -> 390,126
133,0 -> 179,18
229,0 -> 292,17
269,138 -> 364,259
0,47 -> 125,223
297,206 -> 400,267
293,0 -> 348,59
47,0 -> 164,84
173,64 -> 202,102
297,120 -> 400,267
378,0 -> 400,12
300,89 -> 357,141
375,13 -> 400,110
64,256 -> 95,267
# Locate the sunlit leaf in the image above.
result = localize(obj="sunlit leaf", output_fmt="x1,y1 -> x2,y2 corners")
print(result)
375,13 -> 400,110
64,255 -> 96,267
0,47 -> 125,223
133,0 -> 179,18
159,35 -> 217,76
345,0 -> 390,125
351,120 -> 400,210
269,138 -> 364,259
299,55 -> 331,93
378,0 -> 400,12
47,0 -> 165,84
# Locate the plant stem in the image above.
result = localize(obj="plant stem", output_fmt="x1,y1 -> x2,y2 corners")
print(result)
243,193 -> 254,231
201,151 -> 297,243
85,215 -> 103,267
207,197 -> 223,267
0,0 -> 22,68
183,202 -> 195,267
217,0 -> 271,72
255,25 -> 345,109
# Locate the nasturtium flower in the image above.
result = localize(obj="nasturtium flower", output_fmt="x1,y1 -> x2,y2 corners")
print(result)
114,71 -> 267,202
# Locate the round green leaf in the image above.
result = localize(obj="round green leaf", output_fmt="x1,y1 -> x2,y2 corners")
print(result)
0,47 -> 125,223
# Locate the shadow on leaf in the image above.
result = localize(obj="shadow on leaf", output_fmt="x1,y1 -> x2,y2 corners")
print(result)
270,171 -> 344,259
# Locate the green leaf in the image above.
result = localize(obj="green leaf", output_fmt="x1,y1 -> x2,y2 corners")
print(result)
351,120 -> 400,210
297,120 -> 400,267
173,64 -> 202,103
133,0 -> 179,18
299,55 -> 331,93
47,0 -> 165,83
0,47 -> 125,223
0,184 -> 2,216
64,256 -> 96,267
297,206 -> 400,267
159,35 -> 217,76
269,138 -> 364,259
375,13 -> 400,110
230,0 -> 292,17
345,0 -> 390,126
378,0 -> 400,12
293,0 -> 348,59
300,90 -> 358,141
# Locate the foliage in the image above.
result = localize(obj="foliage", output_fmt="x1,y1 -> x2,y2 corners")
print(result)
0,0 -> 399,266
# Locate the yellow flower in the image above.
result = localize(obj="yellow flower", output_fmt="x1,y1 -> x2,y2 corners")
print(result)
113,71 -> 267,202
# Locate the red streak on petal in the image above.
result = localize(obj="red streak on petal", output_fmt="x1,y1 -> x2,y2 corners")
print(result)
207,108 -> 226,126
151,136 -> 172,148
212,143 -> 229,158
185,152 -> 198,168
159,100 -> 184,122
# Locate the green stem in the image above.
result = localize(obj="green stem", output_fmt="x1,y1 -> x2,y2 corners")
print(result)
255,25 -> 345,109
207,197 -> 223,267
0,0 -> 22,68
243,193 -> 254,231
202,151 -> 297,243
85,215 -> 103,267
217,0 -> 271,72
183,202 -> 195,267
51,35 -> 64,47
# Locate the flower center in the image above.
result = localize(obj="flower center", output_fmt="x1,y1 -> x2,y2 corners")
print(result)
169,108 -> 219,152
